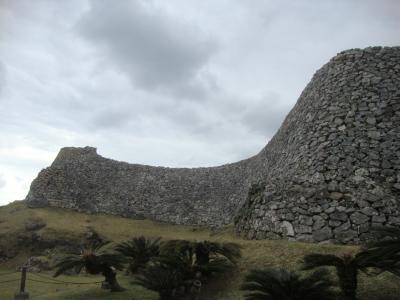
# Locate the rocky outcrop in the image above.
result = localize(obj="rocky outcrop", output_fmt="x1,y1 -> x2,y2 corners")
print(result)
26,46 -> 400,243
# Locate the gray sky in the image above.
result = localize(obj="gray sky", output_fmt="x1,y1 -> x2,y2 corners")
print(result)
0,0 -> 399,205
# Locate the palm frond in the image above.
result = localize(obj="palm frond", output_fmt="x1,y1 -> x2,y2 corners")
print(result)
198,257 -> 234,276
160,239 -> 193,256
158,249 -> 197,280
371,226 -> 400,238
356,249 -> 400,275
97,253 -> 126,270
134,264 -> 183,299
206,241 -> 242,263
366,227 -> 400,252
115,236 -> 160,272
241,269 -> 285,300
53,243 -> 125,276
115,236 -> 161,257
357,226 -> 400,276
302,254 -> 343,270
53,255 -> 84,277
85,240 -> 111,253
298,269 -> 336,300
241,268 -> 336,300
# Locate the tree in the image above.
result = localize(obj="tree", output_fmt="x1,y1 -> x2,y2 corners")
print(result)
53,242 -> 126,292
115,236 -> 161,273
302,252 -> 379,300
241,268 -> 336,300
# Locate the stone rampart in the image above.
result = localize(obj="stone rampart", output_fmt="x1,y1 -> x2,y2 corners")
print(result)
235,46 -> 400,243
26,146 -> 265,226
26,46 -> 400,243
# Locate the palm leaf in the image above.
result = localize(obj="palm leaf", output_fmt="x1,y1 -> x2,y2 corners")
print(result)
134,264 -> 183,299
298,269 -> 336,300
53,255 -> 84,277
160,239 -> 192,256
302,254 -> 343,270
206,241 -> 242,263
115,236 -> 160,272
241,269 -> 289,300
53,242 -> 125,276
358,226 -> 400,275
97,253 -> 126,270
198,257 -> 234,276
241,268 -> 336,300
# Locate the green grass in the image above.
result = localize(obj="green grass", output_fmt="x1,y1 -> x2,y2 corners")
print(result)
0,271 -> 157,300
1,201 -> 399,300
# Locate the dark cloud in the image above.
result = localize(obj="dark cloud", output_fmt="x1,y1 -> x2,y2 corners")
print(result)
77,0 -> 218,98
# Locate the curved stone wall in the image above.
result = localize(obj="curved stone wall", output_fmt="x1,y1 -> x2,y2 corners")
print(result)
235,46 -> 400,243
26,46 -> 400,243
26,146 -> 265,226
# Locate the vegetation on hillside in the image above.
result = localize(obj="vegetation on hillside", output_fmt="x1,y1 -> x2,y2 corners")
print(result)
133,239 -> 242,299
115,236 -> 161,273
53,241 -> 126,292
1,201 -> 400,300
302,252 -> 376,300
241,268 -> 336,300
360,227 -> 400,276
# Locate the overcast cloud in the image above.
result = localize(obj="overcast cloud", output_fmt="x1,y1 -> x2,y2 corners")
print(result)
0,61 -> 5,95
0,0 -> 399,205
77,0 -> 218,98
0,174 -> 6,189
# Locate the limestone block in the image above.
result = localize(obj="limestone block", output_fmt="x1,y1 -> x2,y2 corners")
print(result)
350,212 -> 370,224
312,226 -> 333,242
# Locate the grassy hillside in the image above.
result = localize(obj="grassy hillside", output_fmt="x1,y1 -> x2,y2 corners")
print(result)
0,201 -> 399,300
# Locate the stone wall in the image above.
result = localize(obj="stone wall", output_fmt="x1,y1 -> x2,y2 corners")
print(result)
26,46 -> 400,243
235,46 -> 400,243
26,146 -> 265,226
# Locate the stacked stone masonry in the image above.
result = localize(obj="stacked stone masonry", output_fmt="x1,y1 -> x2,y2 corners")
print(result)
26,146 -> 265,227
235,46 -> 400,243
26,46 -> 400,243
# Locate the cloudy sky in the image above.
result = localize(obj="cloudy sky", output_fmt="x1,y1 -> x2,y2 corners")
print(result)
0,0 -> 399,205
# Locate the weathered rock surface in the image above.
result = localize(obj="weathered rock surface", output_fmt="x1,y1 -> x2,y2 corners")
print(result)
26,46 -> 400,243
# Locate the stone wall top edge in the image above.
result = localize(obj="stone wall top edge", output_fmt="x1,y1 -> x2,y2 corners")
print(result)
54,47 -> 400,173
54,145 -> 263,172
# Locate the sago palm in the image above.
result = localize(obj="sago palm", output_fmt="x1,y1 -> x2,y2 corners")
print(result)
241,268 -> 336,300
359,227 -> 400,276
302,252 -> 379,300
139,239 -> 240,297
194,240 -> 242,265
115,236 -> 161,273
53,241 -> 126,292
161,239 -> 241,266
162,239 -> 241,279
134,263 -> 185,300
